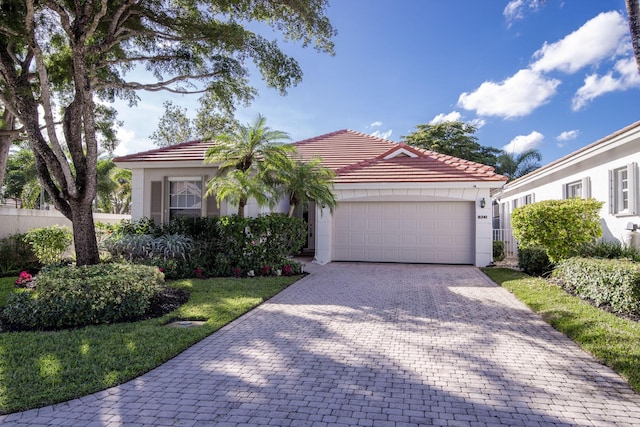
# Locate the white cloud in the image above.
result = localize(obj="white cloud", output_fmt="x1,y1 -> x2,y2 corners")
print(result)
458,69 -> 560,118
572,57 -> 640,110
370,121 -> 383,127
430,111 -> 462,124
556,129 -> 579,141
502,131 -> 544,154
503,0 -> 542,25
469,118 -> 487,129
113,127 -> 155,157
371,129 -> 393,140
531,11 -> 630,74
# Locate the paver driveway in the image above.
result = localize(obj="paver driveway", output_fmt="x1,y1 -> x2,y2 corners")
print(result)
3,263 -> 640,426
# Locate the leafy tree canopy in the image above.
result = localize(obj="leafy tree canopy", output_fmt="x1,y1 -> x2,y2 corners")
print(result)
0,0 -> 335,265
402,121 -> 502,166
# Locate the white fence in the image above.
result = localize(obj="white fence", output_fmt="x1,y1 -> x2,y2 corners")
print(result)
493,228 -> 518,258
0,207 -> 130,239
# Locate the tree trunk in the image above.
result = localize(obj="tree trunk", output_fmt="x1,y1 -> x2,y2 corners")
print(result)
69,199 -> 100,266
0,110 -> 16,190
627,0 -> 640,74
238,198 -> 246,218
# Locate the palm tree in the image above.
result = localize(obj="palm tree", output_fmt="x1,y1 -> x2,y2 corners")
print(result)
205,169 -> 274,218
204,114 -> 293,216
268,157 -> 338,217
111,168 -> 132,214
495,149 -> 542,181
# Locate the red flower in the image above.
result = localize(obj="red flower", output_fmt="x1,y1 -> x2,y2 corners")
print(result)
282,265 -> 293,276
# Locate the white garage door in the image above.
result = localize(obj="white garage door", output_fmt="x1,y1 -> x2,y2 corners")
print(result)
333,201 -> 474,264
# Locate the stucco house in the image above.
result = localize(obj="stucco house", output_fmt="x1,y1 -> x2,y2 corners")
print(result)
493,120 -> 640,251
114,130 -> 507,267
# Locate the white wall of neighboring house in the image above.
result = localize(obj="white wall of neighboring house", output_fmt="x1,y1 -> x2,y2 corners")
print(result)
494,121 -> 640,250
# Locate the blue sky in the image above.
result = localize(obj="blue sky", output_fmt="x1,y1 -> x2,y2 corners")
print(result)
113,0 -> 640,167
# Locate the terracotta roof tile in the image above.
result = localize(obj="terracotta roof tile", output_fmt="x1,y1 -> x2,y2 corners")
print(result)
113,140 -> 213,162
113,129 -> 507,184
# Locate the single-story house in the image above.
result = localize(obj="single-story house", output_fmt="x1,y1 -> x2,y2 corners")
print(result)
493,120 -> 640,250
114,130 -> 507,266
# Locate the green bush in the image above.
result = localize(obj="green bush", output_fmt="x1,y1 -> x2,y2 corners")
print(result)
517,246 -> 554,276
103,214 -> 307,278
553,257 -> 640,315
23,225 -> 73,266
579,240 -> 640,262
0,234 -> 39,276
1,263 -> 165,330
511,198 -> 603,263
493,241 -> 505,262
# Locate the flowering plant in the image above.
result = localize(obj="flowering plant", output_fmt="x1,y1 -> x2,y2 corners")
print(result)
259,266 -> 271,276
282,265 -> 293,276
15,271 -> 33,287
232,267 -> 242,278
194,267 -> 205,279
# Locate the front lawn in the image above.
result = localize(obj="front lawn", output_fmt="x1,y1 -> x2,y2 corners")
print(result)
483,267 -> 640,393
0,275 -> 300,414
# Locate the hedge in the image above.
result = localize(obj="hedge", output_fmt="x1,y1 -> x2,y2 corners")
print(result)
553,257 -> 640,315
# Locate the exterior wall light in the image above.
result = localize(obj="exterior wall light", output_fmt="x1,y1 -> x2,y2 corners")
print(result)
480,198 -> 486,208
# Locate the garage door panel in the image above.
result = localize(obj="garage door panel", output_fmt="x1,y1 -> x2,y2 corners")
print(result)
333,201 -> 474,264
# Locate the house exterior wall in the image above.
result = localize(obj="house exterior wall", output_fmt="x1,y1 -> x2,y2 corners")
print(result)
495,123 -> 640,248
314,183 -> 494,267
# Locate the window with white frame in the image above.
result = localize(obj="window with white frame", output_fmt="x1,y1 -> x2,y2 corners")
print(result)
512,199 -> 518,210
565,181 -> 582,199
523,194 -> 533,205
168,178 -> 202,220
610,163 -> 638,216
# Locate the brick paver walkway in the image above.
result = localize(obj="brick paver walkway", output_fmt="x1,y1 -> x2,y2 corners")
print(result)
3,263 -> 640,426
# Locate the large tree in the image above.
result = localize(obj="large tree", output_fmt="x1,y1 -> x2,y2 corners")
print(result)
150,99 -> 238,147
0,0 -> 334,265
402,121 -> 502,166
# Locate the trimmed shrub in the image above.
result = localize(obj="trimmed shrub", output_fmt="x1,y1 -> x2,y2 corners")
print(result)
553,257 -> 640,315
493,241 -> 505,262
518,247 -> 554,276
23,225 -> 73,266
0,234 -> 39,276
1,263 -> 165,330
511,198 -> 603,263
102,214 -> 307,278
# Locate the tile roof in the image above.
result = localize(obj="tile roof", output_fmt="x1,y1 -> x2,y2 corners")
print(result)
113,140 -> 213,162
113,129 -> 506,183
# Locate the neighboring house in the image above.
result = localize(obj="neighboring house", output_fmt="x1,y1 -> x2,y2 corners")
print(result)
114,130 -> 507,266
493,120 -> 640,250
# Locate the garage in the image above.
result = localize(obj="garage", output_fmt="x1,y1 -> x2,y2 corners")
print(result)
332,201 -> 475,264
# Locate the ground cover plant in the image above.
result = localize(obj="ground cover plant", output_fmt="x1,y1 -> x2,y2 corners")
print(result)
0,275 -> 300,414
483,267 -> 640,393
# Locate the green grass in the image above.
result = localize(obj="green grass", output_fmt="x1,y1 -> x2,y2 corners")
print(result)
483,267 -> 640,392
0,275 -> 300,414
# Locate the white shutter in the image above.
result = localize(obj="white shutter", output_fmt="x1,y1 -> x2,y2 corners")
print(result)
581,177 -> 591,199
629,162 -> 638,215
561,183 -> 567,200
608,169 -> 615,214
